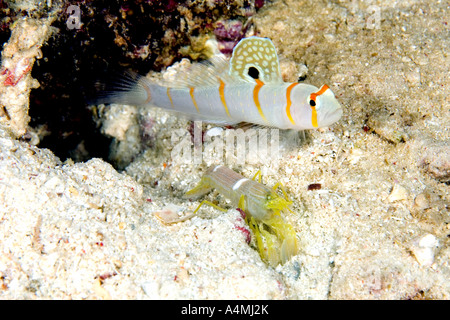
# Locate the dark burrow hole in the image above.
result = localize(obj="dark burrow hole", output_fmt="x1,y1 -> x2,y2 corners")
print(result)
10,1 -> 261,167
26,1 -> 188,165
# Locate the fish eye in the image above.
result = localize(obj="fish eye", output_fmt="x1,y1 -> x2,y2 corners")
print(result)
309,99 -> 316,107
248,67 -> 259,79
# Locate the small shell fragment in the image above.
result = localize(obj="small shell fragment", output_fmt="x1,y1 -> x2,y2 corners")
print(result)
387,184 -> 408,202
409,234 -> 439,267
154,205 -> 195,225
347,148 -> 363,164
414,193 -> 430,210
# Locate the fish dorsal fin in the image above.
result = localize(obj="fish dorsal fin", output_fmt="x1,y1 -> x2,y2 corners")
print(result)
162,55 -> 232,88
229,37 -> 283,84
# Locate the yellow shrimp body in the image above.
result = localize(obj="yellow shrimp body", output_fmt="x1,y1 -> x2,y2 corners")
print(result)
185,165 -> 298,266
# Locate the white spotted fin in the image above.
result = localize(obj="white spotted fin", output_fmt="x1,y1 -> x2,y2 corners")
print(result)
163,37 -> 283,88
229,37 -> 283,84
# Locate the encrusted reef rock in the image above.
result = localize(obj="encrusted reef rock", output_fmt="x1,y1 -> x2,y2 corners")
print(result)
0,17 -> 56,137
2,0 -> 262,162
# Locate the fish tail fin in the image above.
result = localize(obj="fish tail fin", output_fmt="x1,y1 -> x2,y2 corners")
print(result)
89,70 -> 152,106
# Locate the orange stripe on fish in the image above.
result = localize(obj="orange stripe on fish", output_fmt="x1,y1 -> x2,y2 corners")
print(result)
309,84 -> 329,128
218,78 -> 231,118
309,84 -> 329,104
253,79 -> 267,123
285,82 -> 299,125
142,80 -> 152,104
166,87 -> 174,108
311,106 -> 318,128
189,87 -> 200,113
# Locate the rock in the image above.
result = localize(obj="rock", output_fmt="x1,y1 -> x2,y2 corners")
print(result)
387,184 -> 409,202
420,141 -> 450,183
366,108 -> 410,144
409,234 -> 439,267
414,193 -> 430,210
0,17 -> 56,137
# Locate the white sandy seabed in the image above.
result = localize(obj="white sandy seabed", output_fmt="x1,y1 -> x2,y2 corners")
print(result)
0,0 -> 449,299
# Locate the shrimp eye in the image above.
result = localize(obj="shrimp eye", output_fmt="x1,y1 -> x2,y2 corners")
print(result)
309,100 -> 316,107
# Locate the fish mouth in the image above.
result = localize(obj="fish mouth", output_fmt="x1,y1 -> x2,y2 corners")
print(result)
319,106 -> 343,127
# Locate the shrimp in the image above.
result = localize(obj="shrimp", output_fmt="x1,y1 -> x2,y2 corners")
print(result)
184,165 -> 299,266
